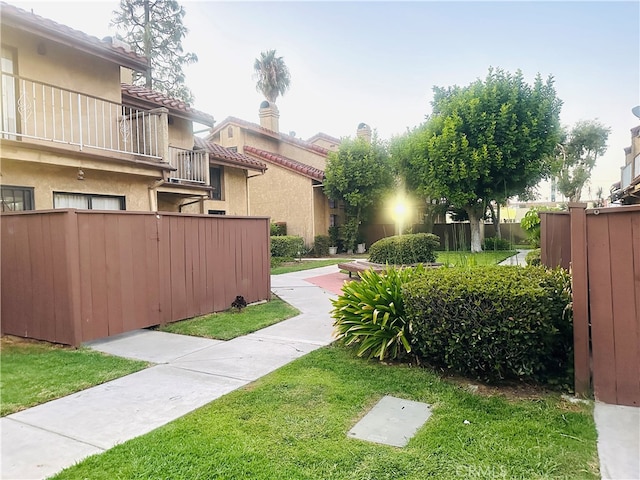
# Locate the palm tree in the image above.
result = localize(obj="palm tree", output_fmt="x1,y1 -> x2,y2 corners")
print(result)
253,50 -> 291,104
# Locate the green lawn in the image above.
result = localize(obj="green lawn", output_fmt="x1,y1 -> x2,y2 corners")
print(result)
436,250 -> 517,266
271,258 -> 350,275
0,337 -> 148,416
159,297 -> 300,340
272,251 -> 515,276
52,345 -> 598,480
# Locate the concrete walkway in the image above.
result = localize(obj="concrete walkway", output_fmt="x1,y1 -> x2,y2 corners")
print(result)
1,266 -> 339,480
498,248 -> 529,266
2,263 -> 638,480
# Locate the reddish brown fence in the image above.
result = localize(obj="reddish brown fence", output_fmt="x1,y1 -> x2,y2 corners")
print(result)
541,204 -> 640,406
1,210 -> 271,346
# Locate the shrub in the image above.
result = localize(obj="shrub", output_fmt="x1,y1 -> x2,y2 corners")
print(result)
404,265 -> 573,383
331,265 -> 425,361
526,248 -> 541,266
270,235 -> 304,258
368,233 -> 440,264
482,237 -> 512,251
270,222 -> 287,236
328,225 -> 340,248
313,235 -> 330,257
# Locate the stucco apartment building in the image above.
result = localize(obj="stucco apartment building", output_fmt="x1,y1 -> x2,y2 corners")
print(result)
208,101 -> 363,246
611,124 -> 640,204
0,3 -> 265,216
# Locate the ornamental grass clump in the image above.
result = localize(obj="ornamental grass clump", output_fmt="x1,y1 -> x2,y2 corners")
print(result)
404,265 -> 573,384
331,265 -> 425,361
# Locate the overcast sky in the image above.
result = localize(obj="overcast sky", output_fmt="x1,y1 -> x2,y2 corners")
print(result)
8,0 -> 640,201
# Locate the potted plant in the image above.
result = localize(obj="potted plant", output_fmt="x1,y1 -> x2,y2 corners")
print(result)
328,226 -> 340,254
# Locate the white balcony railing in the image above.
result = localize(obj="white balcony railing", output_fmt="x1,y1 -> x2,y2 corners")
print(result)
0,72 -> 160,158
168,146 -> 207,184
621,163 -> 633,189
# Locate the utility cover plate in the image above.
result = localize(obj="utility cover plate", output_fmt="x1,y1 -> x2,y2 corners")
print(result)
348,395 -> 432,447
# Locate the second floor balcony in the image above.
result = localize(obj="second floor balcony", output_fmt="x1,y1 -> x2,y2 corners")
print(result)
1,72 -> 211,187
621,154 -> 640,189
1,72 -> 161,159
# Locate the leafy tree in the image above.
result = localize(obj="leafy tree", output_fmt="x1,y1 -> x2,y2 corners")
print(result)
552,120 -> 610,202
111,0 -> 198,103
324,137 -> 394,251
253,50 -> 291,104
397,68 -> 562,252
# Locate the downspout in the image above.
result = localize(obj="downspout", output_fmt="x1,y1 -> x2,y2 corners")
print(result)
148,178 -> 165,211
245,168 -> 265,216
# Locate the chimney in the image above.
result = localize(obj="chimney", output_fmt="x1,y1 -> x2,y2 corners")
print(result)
356,122 -> 372,143
259,101 -> 280,132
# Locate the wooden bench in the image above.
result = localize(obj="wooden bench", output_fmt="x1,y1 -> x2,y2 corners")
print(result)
337,261 -> 443,278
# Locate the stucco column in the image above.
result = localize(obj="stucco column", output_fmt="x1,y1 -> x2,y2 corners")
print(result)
150,107 -> 170,162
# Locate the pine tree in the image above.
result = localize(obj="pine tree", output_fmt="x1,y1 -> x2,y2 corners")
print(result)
111,0 -> 197,103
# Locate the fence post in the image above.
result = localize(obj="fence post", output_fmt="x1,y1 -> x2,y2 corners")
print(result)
569,203 -> 590,397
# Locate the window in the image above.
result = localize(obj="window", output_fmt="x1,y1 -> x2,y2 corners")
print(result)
330,214 -> 338,227
1,185 -> 33,211
208,210 -> 225,215
227,126 -> 233,138
210,166 -> 223,200
53,192 -> 125,210
1,47 -> 18,139
328,198 -> 337,209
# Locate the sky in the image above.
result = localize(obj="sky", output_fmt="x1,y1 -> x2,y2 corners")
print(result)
7,0 -> 640,201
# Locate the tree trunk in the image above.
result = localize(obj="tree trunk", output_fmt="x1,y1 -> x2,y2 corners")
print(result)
144,0 -> 152,89
466,206 -> 484,253
488,202 -> 502,239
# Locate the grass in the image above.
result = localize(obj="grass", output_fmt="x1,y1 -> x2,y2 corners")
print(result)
436,250 -> 517,266
0,337 -> 148,416
273,251 -> 516,275
158,296 -> 300,340
52,345 -> 598,480
272,258 -> 351,275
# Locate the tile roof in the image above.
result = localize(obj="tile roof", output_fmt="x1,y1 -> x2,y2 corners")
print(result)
243,146 -> 324,182
212,117 -> 331,156
306,132 -> 341,146
194,137 -> 267,172
0,2 -> 148,72
121,84 -> 215,126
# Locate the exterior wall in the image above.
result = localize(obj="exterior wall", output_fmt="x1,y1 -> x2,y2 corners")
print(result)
313,186 -> 330,240
309,137 -> 339,151
198,166 -> 249,215
250,162 -> 315,245
2,26 -> 121,102
277,142 -> 327,171
1,153 -> 160,211
169,116 -> 197,150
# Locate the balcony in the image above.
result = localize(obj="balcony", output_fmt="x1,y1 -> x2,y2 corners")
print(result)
168,146 -> 207,184
1,72 -> 160,159
621,154 -> 640,188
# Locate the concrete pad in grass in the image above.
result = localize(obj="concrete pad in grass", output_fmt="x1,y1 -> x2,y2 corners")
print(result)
348,395 -> 432,447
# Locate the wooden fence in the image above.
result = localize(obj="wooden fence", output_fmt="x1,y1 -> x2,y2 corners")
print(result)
1,210 -> 271,346
541,204 -> 640,406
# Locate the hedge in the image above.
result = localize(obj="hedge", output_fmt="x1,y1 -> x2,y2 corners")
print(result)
368,233 -> 440,264
313,235 -> 330,257
270,235 -> 304,258
483,237 -> 512,251
404,265 -> 573,383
